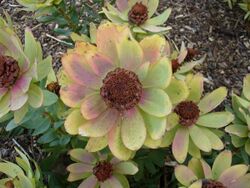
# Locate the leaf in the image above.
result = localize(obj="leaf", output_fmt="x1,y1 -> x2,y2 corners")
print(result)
42,90 -> 58,106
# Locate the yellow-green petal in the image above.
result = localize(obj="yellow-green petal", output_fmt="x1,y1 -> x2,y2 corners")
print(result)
114,161 -> 138,175
189,126 -> 211,152
85,136 -> 108,152
186,74 -> 203,103
198,87 -> 227,115
175,165 -> 198,187
188,139 -> 201,159
28,84 -> 43,108
225,124 -> 248,138
139,88 -> 172,117
199,127 -> 224,150
243,74 -> 250,100
65,109 -> 86,135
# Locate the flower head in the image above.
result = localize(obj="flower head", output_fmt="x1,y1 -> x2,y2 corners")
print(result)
60,23 -> 173,160
225,74 -> 250,155
67,149 -> 138,187
163,74 -> 234,163
0,16 -> 52,123
175,150 -> 250,188
169,42 -> 206,80
103,0 -> 172,34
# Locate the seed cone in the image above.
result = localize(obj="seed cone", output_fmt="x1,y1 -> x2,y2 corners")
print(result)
171,59 -> 181,73
47,82 -> 61,96
0,55 -> 20,88
202,179 -> 226,188
128,2 -> 148,25
93,161 -> 113,182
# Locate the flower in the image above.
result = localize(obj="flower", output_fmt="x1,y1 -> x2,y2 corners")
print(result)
163,73 -> 234,163
60,22 -> 173,160
169,42 -> 206,80
175,150 -> 250,188
67,149 -> 138,188
16,0 -> 62,12
225,74 -> 250,155
0,148 -> 44,188
0,16 -> 52,123
102,0 -> 172,34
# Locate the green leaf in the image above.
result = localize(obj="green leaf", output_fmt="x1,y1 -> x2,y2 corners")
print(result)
42,90 -> 58,106
6,119 -> 19,131
37,129 -> 57,144
37,56 -> 52,81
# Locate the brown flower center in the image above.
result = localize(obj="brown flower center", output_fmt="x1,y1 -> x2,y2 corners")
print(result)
100,68 -> 142,111
0,55 -> 20,88
47,82 -> 61,96
202,179 -> 226,188
185,48 -> 199,62
4,180 -> 14,188
128,2 -> 148,25
171,59 -> 181,73
93,161 -> 113,182
174,101 -> 200,127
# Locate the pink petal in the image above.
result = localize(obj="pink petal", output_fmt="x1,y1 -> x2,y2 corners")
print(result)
79,109 -> 120,137
116,0 -> 128,11
62,53 -> 102,89
78,175 -> 98,188
87,52 -> 114,78
230,174 -> 250,188
69,149 -> 96,164
14,74 -> 32,93
218,165 -> 248,187
10,87 -> 28,111
101,176 -> 123,188
81,93 -> 107,120
60,83 -> 92,108
96,23 -> 130,63
172,127 -> 189,163
67,163 -> 93,173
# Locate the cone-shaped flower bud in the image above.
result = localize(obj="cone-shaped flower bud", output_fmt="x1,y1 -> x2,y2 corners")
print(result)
128,2 -> 148,25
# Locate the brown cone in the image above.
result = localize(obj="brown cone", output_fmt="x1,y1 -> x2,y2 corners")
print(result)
128,2 -> 148,25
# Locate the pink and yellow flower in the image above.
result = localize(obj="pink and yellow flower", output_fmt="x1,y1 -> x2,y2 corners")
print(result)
175,150 -> 250,188
67,149 -> 138,188
103,0 -> 172,34
60,23 -> 173,160
163,74 -> 234,163
0,16 -> 52,123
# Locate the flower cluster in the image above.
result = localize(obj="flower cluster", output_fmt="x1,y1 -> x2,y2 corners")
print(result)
16,0 -> 62,12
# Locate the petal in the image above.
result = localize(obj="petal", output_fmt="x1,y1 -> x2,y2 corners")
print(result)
230,174 -> 250,188
81,93 -> 107,120
65,109 -> 86,135
177,55 -> 206,74
166,113 -> 179,131
27,84 -> 43,109
188,139 -> 201,159
172,127 -> 189,163
225,124 -> 248,138
67,172 -> 89,182
165,78 -> 189,105
10,92 -> 28,111
142,111 -> 166,140
212,150 -> 232,179
188,158 -> 212,179
175,165 -> 198,186
245,139 -> 250,155
197,112 -> 234,128
189,180 -> 202,188
67,163 -> 93,173
142,58 -> 172,89
144,134 -> 162,149
0,93 -> 10,118
62,53 -> 102,89
186,73 -> 204,103
69,149 -> 96,164
108,125 -> 134,160
85,136 -> 108,152
198,87 -> 227,114
189,126 -> 211,152
121,108 -> 146,151
13,74 -> 32,93
0,88 -> 7,100
160,127 -> 178,147
178,42 -> 188,63
101,176 -> 123,188
231,135 -> 247,147
114,161 -> 138,175
79,109 -> 120,137
86,52 -> 114,78
141,24 -> 172,33
219,165 -> 248,186
78,175 -> 98,188
198,127 -> 224,150
140,35 -> 166,64
96,23 -> 130,64
146,8 -> 172,25
113,174 -> 130,188
116,0 -> 128,11
136,62 -> 150,82
147,0 -> 159,18
243,74 -> 250,100
139,88 -> 172,117
60,83 -> 91,108
117,38 -> 143,71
